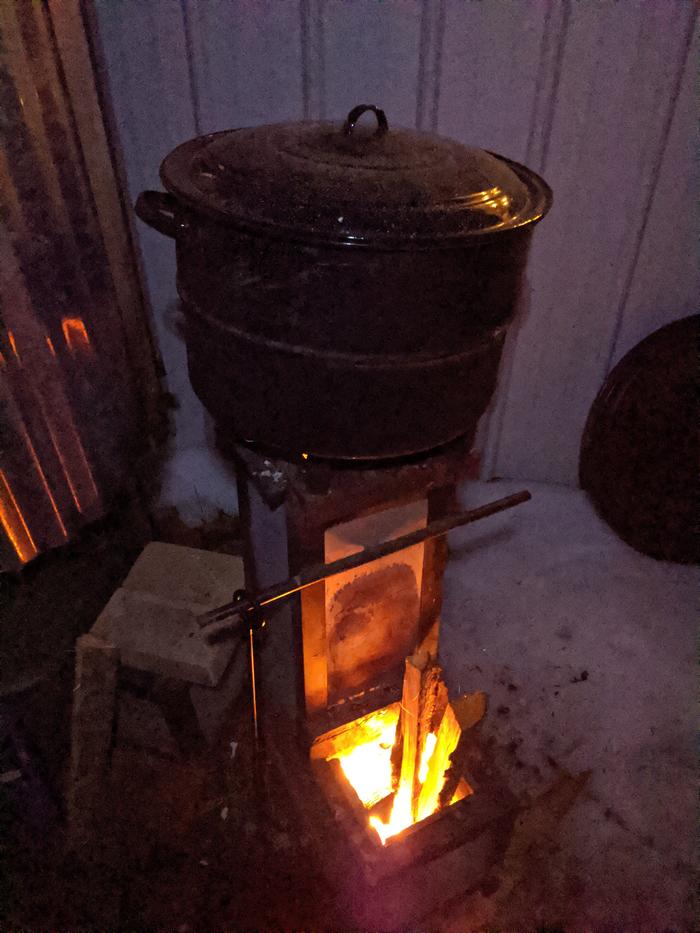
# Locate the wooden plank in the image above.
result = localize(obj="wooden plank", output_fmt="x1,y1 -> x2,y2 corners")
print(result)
438,691 -> 487,807
488,1 -> 696,484
395,655 -> 423,803
416,661 -> 448,774
184,0 -> 304,133
66,633 -> 119,851
392,654 -> 446,802
0,223 -> 101,520
310,701 -> 400,760
415,690 -> 486,823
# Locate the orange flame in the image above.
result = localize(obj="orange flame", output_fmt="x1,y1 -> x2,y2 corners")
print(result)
334,707 -> 397,809
332,706 -> 443,846
370,780 -> 415,846
370,730 -> 439,845
0,469 -> 37,563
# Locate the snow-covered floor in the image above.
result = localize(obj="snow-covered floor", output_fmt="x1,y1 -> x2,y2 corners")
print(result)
440,480 -> 697,929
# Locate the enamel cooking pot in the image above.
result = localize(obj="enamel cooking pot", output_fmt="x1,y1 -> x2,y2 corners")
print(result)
136,104 -> 551,459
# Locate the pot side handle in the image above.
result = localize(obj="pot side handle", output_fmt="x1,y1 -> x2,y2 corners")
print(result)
135,190 -> 178,238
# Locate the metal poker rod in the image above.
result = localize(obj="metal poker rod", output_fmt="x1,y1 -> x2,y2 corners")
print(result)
198,489 -> 531,639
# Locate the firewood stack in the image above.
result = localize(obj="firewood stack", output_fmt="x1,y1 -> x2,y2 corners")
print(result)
390,649 -> 486,825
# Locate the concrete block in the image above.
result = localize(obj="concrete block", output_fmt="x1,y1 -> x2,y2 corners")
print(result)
121,541 -> 242,608
95,589 -> 232,687
92,543 -> 245,687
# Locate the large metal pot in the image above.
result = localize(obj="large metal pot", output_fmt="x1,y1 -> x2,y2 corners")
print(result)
136,104 -> 551,459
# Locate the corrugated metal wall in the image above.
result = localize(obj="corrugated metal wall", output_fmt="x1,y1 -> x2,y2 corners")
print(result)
94,0 -> 698,485
0,0 -> 162,570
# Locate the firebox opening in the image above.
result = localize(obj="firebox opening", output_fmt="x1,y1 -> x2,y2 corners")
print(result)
313,700 -> 474,846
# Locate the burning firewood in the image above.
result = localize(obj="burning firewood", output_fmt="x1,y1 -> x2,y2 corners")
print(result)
415,662 -> 448,780
389,647 -> 481,825
390,652 -> 425,797
325,650 -> 487,845
416,690 -> 486,821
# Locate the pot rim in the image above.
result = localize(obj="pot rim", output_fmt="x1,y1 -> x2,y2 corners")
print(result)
158,130 -> 552,250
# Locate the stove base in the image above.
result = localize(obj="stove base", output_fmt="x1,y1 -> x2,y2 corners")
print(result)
265,713 -> 518,929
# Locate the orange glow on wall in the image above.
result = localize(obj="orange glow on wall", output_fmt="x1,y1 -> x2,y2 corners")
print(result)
0,469 -> 38,563
45,334 -> 57,356
61,316 -> 91,353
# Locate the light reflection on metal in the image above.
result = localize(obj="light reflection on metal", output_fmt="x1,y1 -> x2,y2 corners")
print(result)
38,402 -> 97,513
437,186 -> 517,229
28,381 -> 99,514
7,330 -> 20,362
17,423 -> 68,539
61,316 -> 91,354
0,469 -> 37,563
45,334 -> 56,356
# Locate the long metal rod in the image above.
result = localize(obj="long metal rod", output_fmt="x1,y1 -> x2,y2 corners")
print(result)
198,489 -> 530,635
248,626 -> 259,742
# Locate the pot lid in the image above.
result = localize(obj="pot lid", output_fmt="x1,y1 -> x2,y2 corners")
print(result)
160,104 -> 552,247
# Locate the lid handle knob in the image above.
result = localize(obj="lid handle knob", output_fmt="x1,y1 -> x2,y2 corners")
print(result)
342,104 -> 388,138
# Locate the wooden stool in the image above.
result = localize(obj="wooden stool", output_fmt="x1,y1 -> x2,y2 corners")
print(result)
67,542 -> 245,851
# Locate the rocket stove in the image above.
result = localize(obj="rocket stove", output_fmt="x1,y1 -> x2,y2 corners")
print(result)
207,438 -> 525,926
137,104 -> 551,925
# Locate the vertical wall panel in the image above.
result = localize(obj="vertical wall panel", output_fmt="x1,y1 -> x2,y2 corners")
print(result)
609,16 -> 698,366
0,0 -> 162,568
185,0 -> 304,133
94,0 -> 202,448
488,0 -> 695,485
436,0 -> 566,477
320,0 -> 423,127
438,0 -> 551,162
